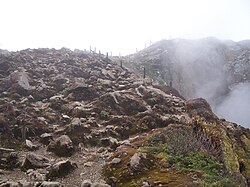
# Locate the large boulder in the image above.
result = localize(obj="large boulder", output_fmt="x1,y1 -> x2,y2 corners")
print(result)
153,84 -> 185,99
129,153 -> 153,174
9,71 -> 35,96
186,98 -> 219,122
99,92 -> 147,115
66,84 -> 99,101
47,135 -> 74,156
21,153 -> 51,171
46,160 -> 77,179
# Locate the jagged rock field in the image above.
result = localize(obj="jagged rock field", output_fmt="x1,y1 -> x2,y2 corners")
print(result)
0,47 -> 250,186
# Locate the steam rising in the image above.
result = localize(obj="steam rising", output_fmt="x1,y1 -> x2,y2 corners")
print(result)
153,38 -> 250,127
216,82 -> 250,127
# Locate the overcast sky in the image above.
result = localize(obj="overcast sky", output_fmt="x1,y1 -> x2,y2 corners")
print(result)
0,0 -> 250,55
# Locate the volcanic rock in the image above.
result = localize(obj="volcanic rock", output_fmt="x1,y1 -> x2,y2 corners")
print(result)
21,153 -> 51,171
186,98 -> 218,121
46,160 -> 77,179
25,139 -> 39,150
39,181 -> 63,187
40,133 -> 53,145
47,135 -> 74,157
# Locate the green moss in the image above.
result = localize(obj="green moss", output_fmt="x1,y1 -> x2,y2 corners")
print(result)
167,152 -> 223,176
104,123 -> 248,187
203,176 -> 238,187
144,135 -> 239,186
103,147 -> 138,182
221,129 -> 239,173
120,168 -> 201,187
100,110 -> 109,119
236,135 -> 250,177
144,143 -> 169,155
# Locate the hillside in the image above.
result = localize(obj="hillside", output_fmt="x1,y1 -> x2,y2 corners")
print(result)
0,48 -> 250,186
121,37 -> 250,126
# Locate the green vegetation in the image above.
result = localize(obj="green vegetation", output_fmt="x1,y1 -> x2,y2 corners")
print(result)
100,110 -> 109,119
142,124 -> 239,187
144,142 -> 237,186
168,152 -> 222,174
104,122 -> 248,187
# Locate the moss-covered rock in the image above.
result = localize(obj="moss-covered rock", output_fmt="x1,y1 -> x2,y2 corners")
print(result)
104,120 -> 250,187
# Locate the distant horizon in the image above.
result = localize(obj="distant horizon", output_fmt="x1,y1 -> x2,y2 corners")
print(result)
1,0 -> 250,56
1,36 -> 250,56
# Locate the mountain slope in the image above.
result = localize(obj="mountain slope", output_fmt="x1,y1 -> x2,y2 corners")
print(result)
122,38 -> 250,126
0,48 -> 250,186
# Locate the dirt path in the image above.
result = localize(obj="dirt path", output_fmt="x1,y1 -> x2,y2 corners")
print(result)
0,145 -> 108,186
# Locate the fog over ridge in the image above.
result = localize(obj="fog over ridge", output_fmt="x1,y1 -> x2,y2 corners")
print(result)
125,37 -> 250,128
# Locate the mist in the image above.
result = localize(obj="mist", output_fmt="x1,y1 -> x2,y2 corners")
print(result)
1,0 -> 250,55
215,82 -> 250,127
148,38 -> 250,127
175,39 -> 250,127
171,38 -> 229,104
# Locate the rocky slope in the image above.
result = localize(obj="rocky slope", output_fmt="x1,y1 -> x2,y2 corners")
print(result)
0,48 -> 250,186
121,38 -> 250,116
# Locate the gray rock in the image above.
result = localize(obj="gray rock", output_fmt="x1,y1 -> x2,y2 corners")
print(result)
47,135 -> 74,156
100,137 -> 119,150
129,152 -> 153,174
81,180 -> 92,187
84,162 -> 93,167
0,181 -> 34,187
141,181 -> 150,187
130,153 -> 146,169
92,182 -> 110,187
0,181 -> 19,187
27,169 -> 46,181
39,181 -> 63,187
0,169 -> 5,174
47,160 -> 77,179
111,158 -> 121,165
18,181 -> 34,187
25,139 -> 38,150
21,153 -> 51,171
71,117 -> 81,126
9,71 -> 35,95
81,180 -> 110,187
40,133 -> 53,145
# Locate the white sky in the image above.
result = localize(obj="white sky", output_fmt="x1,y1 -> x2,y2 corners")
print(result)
0,0 -> 250,55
